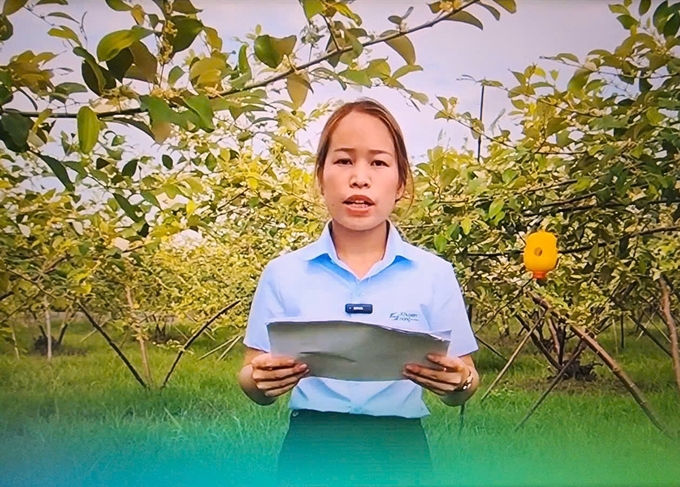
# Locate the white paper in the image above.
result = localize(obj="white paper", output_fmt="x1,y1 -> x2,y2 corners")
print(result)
267,320 -> 451,381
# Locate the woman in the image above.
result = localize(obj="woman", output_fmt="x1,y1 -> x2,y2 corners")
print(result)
238,98 -> 480,486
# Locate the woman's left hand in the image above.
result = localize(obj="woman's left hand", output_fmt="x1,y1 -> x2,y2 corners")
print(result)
403,353 -> 472,396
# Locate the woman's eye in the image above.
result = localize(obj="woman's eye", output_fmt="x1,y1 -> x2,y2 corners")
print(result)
373,160 -> 388,166
336,158 -> 352,165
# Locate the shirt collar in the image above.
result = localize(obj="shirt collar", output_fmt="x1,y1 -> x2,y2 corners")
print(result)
301,220 -> 415,265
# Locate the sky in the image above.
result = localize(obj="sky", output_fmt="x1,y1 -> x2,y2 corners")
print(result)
1,0 -> 631,164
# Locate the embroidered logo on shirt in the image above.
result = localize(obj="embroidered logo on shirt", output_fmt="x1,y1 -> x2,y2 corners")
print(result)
389,312 -> 419,322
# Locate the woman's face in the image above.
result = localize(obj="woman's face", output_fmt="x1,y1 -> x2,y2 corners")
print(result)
319,111 -> 404,233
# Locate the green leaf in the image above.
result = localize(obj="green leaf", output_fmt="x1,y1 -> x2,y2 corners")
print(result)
272,135 -> 299,155
445,11 -> 484,30
141,190 -> 160,207
254,34 -> 296,68
48,25 -> 81,46
609,4 -> 629,15
36,0 -> 68,4
168,66 -> 184,86
645,107 -> 664,125
461,217 -> 472,235
122,159 -> 138,177
0,112 -> 32,153
364,59 -> 389,80
183,93 -> 214,131
38,154 -> 74,191
97,27 -> 151,62
0,14 -> 13,41
204,26 -> 222,51
392,64 -> 422,79
663,12 -> 679,38
408,90 -> 428,105
567,68 -> 590,93
653,1 -> 669,32
205,153 -> 217,171
46,12 -> 77,21
434,234 -> 447,253
170,17 -> 203,54
492,0 -> 516,13
617,14 -> 638,29
333,3 -> 361,24
3,0 -> 27,16
173,0 -> 200,14
105,0 -> 132,11
162,154 -> 173,169
106,47 -> 133,81
479,2 -> 501,20
488,199 -> 504,218
287,72 -> 311,108
126,41 -> 157,82
140,95 -> 187,129
301,0 -> 324,19
440,168 -> 458,187
114,193 -> 141,221
384,31 -> 415,65
77,106 -> 100,154
639,0 -> 651,15
341,69 -> 372,87
238,44 -> 251,75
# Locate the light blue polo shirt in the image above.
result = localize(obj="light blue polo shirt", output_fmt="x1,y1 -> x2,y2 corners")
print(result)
244,221 -> 478,418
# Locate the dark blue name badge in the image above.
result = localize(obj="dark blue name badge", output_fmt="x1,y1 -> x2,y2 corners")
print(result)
345,303 -> 373,314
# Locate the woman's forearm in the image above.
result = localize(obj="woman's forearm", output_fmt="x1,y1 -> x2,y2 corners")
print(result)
238,364 -> 277,406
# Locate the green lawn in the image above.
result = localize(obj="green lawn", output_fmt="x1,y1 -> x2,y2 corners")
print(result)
1,320 -> 679,486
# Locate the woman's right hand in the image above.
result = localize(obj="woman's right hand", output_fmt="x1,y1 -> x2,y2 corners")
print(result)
250,353 -> 309,398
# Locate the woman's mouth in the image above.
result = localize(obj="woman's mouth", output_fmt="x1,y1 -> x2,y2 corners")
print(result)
342,195 -> 375,214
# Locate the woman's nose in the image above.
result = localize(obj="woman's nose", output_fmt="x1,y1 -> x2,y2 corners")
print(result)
349,161 -> 370,187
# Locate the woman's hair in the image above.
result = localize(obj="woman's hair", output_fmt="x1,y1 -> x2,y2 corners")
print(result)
314,98 -> 413,201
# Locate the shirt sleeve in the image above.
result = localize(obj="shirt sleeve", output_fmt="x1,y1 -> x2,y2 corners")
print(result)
243,262 -> 285,353
430,262 -> 479,357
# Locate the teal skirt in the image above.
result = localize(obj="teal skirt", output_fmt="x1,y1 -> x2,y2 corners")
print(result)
277,409 -> 434,487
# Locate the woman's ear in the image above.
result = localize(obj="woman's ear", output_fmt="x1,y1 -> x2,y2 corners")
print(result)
395,183 -> 405,202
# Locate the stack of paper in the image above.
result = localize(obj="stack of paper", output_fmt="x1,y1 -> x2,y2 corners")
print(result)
267,320 -> 451,381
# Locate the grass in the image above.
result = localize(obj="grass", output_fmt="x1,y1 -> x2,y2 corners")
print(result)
1,319 -> 679,487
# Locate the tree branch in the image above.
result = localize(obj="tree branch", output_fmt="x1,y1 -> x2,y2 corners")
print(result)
161,299 -> 240,389
1,0 -> 484,121
660,277 -> 680,400
467,225 -> 680,259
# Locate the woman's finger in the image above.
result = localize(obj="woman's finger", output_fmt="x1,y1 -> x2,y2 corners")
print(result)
403,371 -> 452,396
253,363 -> 307,381
405,364 -> 464,385
252,354 -> 297,370
258,369 -> 309,394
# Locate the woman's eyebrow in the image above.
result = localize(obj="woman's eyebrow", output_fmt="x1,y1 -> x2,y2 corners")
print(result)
332,147 -> 394,156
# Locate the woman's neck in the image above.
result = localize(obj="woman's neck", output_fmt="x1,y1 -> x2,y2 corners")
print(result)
330,220 -> 389,279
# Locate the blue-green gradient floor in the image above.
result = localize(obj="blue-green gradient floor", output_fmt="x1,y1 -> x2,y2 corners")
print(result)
1,323 -> 679,486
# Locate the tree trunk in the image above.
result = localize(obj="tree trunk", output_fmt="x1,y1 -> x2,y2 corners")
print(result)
528,290 -> 674,438
569,324 -> 674,438
44,295 -> 52,361
126,286 -> 153,387
516,313 -> 561,370
10,322 -> 19,358
660,278 -> 680,400
480,308 -> 548,403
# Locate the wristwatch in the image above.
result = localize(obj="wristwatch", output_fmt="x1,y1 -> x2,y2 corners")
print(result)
455,366 -> 474,392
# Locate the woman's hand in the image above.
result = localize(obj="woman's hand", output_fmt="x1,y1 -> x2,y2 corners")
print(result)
403,353 -> 475,397
250,353 -> 310,398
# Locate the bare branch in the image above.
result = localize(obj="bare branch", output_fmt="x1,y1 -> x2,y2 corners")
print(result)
1,0 -> 484,120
